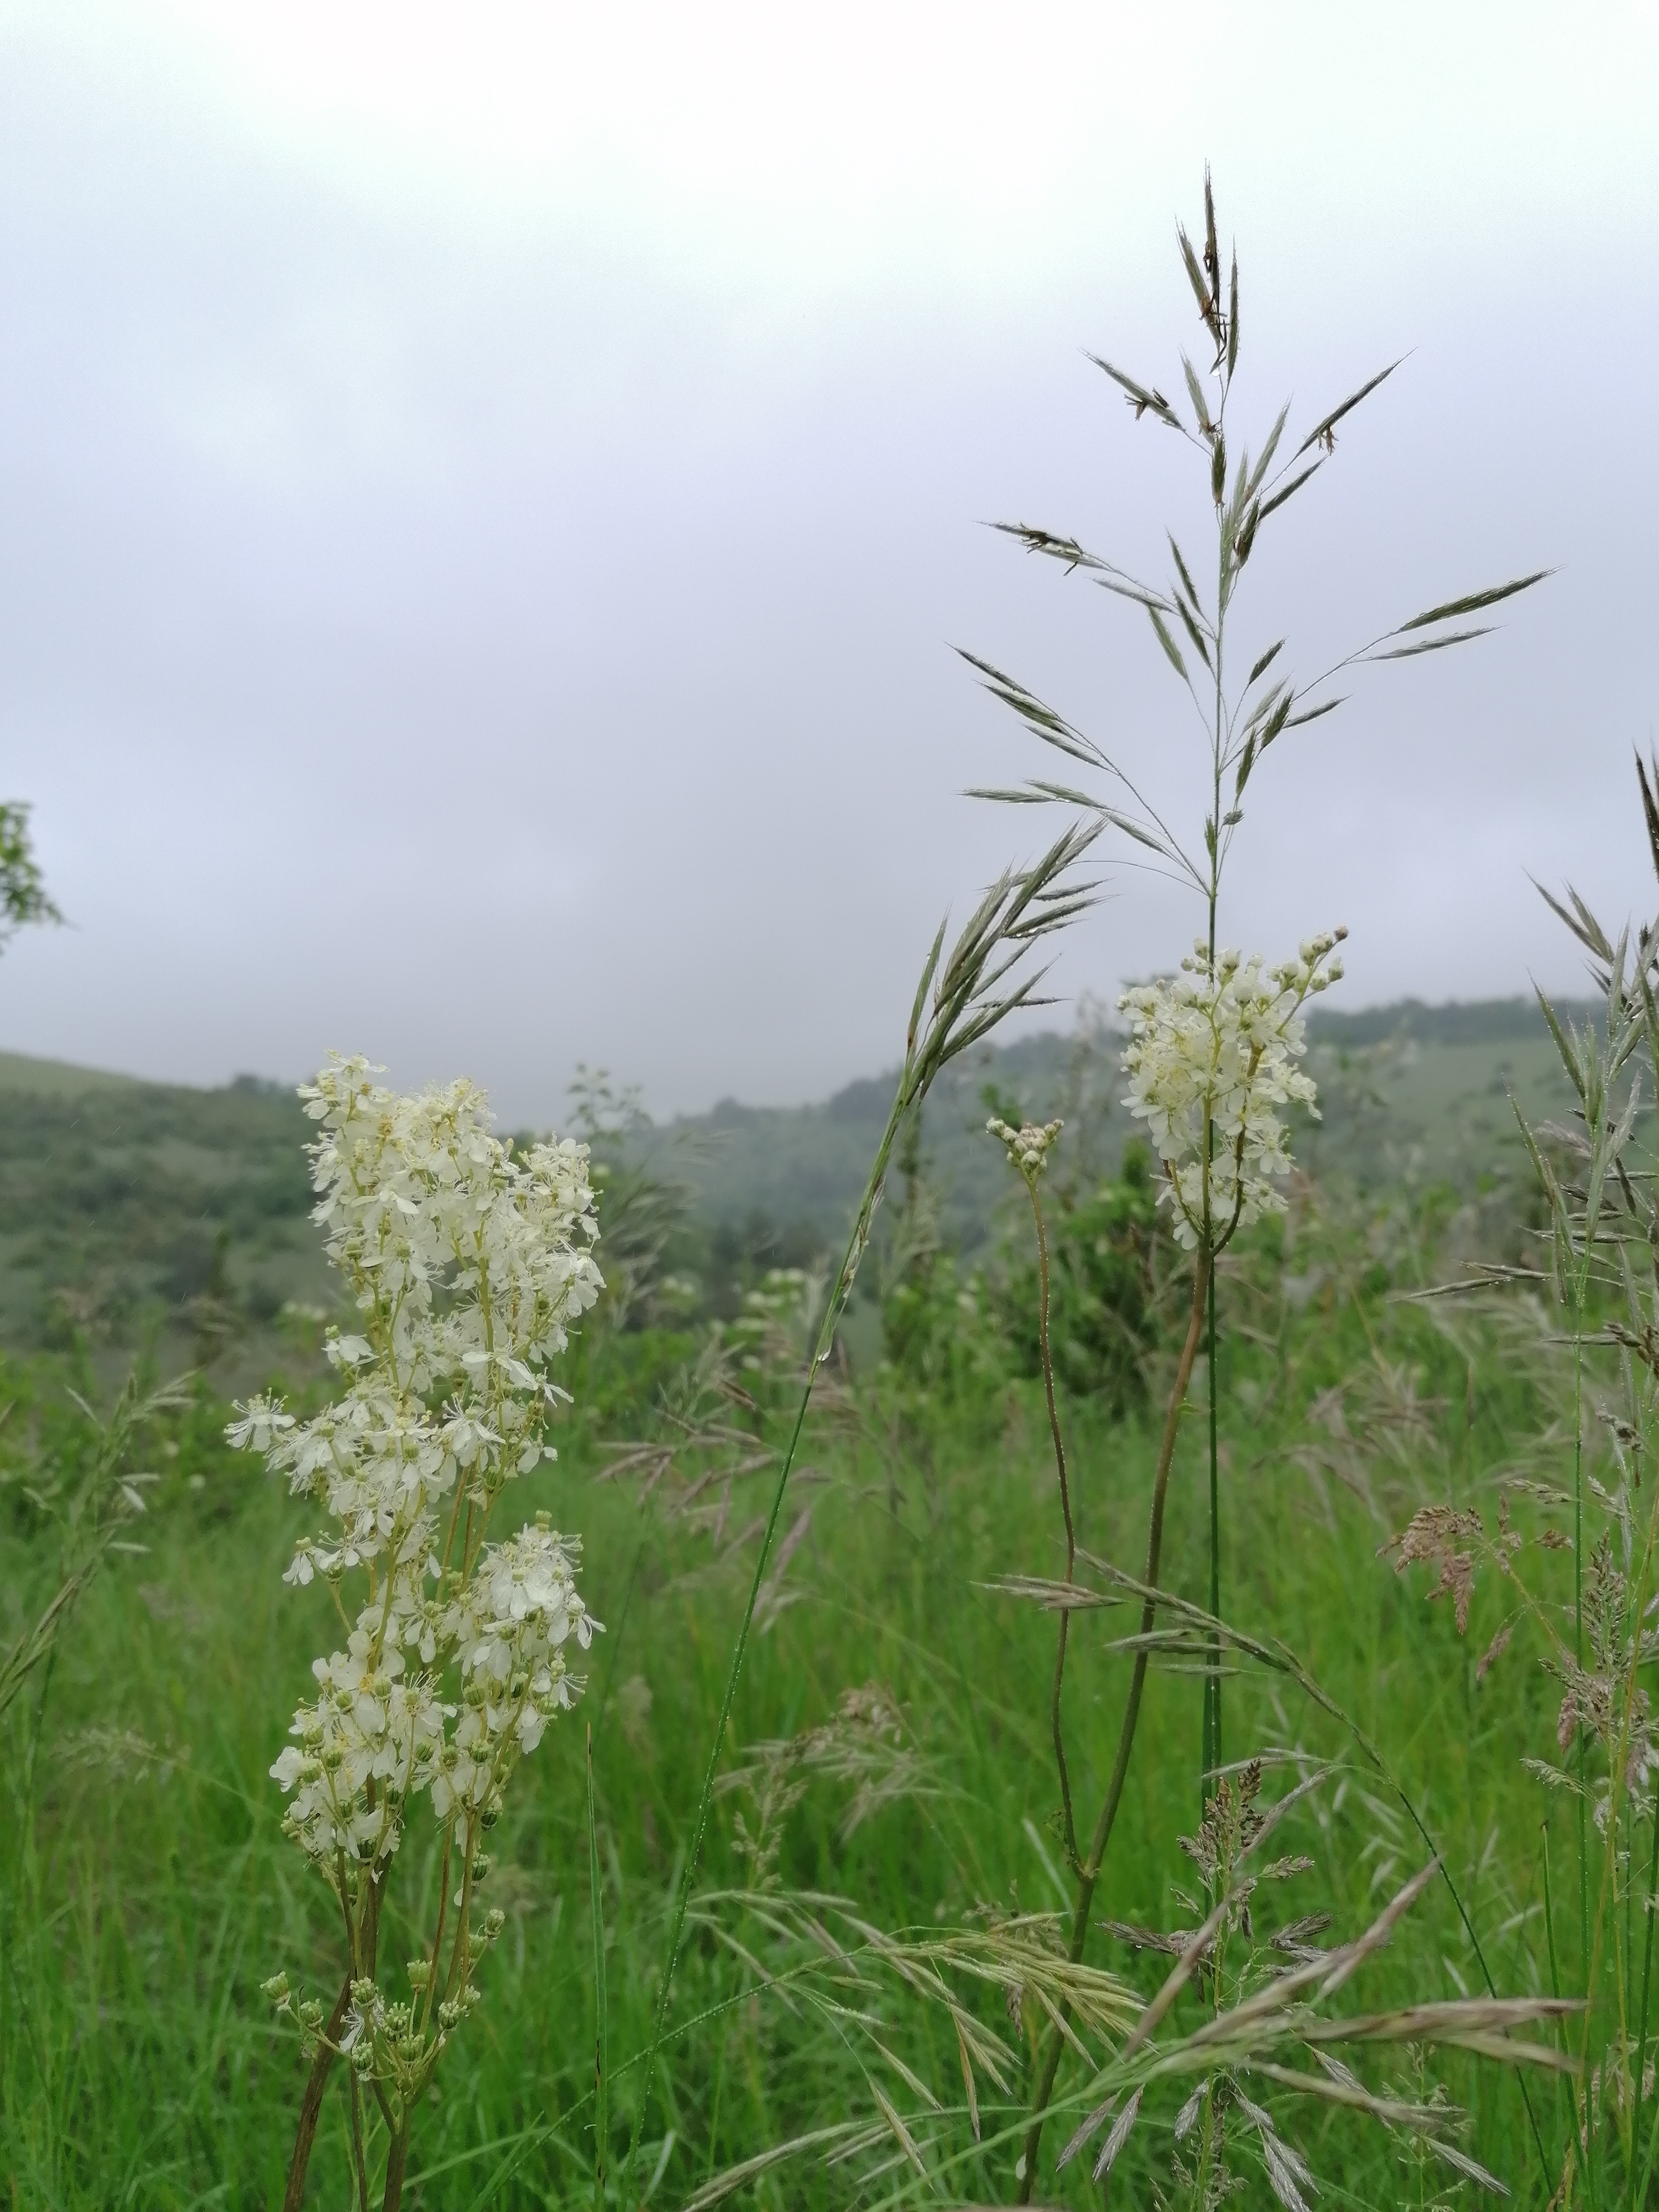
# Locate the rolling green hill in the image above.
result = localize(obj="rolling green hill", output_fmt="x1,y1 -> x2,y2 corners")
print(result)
0,999 -> 1591,1359
634,998 -> 1589,1253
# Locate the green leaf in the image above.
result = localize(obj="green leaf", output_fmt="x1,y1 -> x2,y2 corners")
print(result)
587,1726 -> 608,2212
1245,403 -> 1290,503
954,650 -> 1107,769
1147,607 -> 1188,681
1241,677 -> 1290,735
1178,228 -> 1212,330
1094,575 -> 1177,612
988,524 -> 1170,606
1181,353 -> 1213,434
1087,354 -> 1180,429
1027,779 -> 1107,808
1285,696 -> 1345,729
1294,358 -> 1405,457
1257,461 -> 1322,523
1246,640 -> 1285,688
1638,750 -> 1659,886
1256,690 -> 1295,753
1174,594 -> 1213,672
1369,627 -> 1494,660
1168,535 -> 1204,620
1396,571 -> 1551,632
1097,806 -> 1171,855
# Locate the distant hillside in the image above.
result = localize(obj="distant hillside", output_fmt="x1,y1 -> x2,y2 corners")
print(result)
0,1052 -> 326,1364
1308,996 -> 1598,1048
0,997 -> 1592,1353
632,997 -> 1590,1252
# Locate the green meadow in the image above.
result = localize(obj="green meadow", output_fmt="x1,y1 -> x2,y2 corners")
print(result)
0,1010 -> 1618,2207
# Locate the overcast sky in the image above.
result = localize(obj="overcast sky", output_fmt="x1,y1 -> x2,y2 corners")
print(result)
2,2 -> 1656,1123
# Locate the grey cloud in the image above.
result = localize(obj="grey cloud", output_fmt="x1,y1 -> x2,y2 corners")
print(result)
1,11 -> 1655,1124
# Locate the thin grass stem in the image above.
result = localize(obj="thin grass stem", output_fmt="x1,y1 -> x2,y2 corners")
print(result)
1016,1245 -> 1212,2201
1027,1176 -> 1079,1869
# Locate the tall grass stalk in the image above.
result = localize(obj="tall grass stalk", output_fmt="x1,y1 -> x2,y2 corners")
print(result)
623,826 -> 1099,2189
969,167 -> 1545,2197
1014,1242 -> 1212,2197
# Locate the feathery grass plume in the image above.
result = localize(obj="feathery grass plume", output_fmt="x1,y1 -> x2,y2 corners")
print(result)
0,1371 -> 185,1734
1390,754 -> 1659,2206
623,818 -> 1100,2189
967,165 -> 1546,1836
230,1056 -> 603,2211
959,170 -> 1544,2194
678,1793 -> 1571,2210
998,925 -> 1349,2197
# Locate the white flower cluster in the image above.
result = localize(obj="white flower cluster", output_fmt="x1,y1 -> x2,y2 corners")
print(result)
229,1055 -> 604,1875
1119,932 -> 1344,1249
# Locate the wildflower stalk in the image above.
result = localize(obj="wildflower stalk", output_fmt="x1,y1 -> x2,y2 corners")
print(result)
623,828 -> 1099,2190
969,158 -> 1544,1863
1008,937 -> 1344,2197
1015,1244 -> 1212,2199
1031,1182 -> 1080,1867
1635,1804 -> 1659,2209
990,1118 -> 1079,1864
281,1972 -> 356,2212
243,1060 -> 607,2210
1204,1237 -> 1221,1789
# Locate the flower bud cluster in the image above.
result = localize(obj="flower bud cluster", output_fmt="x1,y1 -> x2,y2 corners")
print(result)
1118,931 -> 1344,1249
986,1117 -> 1063,1182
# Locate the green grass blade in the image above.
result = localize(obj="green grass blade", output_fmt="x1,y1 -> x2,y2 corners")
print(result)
587,1723 -> 608,2211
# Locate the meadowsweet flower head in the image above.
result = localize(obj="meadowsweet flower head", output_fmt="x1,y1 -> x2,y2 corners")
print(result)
987,1117 -> 1063,1183
236,1055 -> 604,2058
1118,931 -> 1344,1249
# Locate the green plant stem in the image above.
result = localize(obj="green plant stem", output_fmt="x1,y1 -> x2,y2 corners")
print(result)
623,1074 -> 919,2194
1577,1328 -> 1589,1991
1016,1245 -> 1211,2203
380,2127 -> 409,2212
1027,1176 -> 1079,1868
1632,1806 -> 1659,2212
619,833 -> 1097,2193
283,1973 -> 354,2212
349,2069 -> 372,2212
1205,1254 -> 1220,1792
588,1723 -> 609,2212
283,1876 -> 383,2212
1202,392 -> 1228,1813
